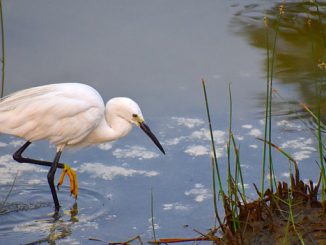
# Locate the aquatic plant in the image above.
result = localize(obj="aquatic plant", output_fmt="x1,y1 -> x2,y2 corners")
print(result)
261,2 -> 285,197
0,171 -> 18,213
0,0 -> 5,98
150,189 -> 157,242
201,79 -> 224,229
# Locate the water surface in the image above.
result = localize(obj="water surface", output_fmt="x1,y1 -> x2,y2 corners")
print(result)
0,1 -> 325,244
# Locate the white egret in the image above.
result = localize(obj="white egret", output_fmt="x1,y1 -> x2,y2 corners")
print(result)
0,83 -> 165,210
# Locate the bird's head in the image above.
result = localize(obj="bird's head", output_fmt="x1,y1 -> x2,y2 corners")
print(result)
107,97 -> 165,154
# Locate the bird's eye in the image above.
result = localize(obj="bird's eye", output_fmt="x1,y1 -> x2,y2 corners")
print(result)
132,114 -> 138,118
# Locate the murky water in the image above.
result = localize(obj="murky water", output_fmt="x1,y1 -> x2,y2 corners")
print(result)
0,1 -> 325,244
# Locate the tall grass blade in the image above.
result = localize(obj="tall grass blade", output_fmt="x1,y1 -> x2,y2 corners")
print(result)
301,103 -> 326,129
201,79 -> 225,202
267,4 -> 284,193
261,16 -> 270,197
257,137 -> 299,182
150,189 -> 157,242
0,0 -> 5,98
211,156 -> 224,231
227,83 -> 232,199
228,84 -> 240,230
0,171 -> 18,211
315,81 -> 326,203
261,4 -> 283,195
231,134 -> 246,203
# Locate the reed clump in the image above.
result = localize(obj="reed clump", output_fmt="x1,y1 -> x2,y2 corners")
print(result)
218,169 -> 326,244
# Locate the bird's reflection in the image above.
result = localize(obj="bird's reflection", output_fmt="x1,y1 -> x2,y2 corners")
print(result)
24,202 -> 79,245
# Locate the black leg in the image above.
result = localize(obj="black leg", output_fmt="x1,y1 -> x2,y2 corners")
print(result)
48,151 -> 62,210
13,141 -> 64,169
12,141 -> 66,210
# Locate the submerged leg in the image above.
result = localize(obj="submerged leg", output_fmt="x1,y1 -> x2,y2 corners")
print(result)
48,151 -> 62,210
13,141 -> 64,169
12,141 -> 77,210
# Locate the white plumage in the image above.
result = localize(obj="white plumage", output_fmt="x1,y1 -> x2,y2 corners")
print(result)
0,83 -> 163,152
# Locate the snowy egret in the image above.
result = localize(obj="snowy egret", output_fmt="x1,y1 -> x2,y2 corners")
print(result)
0,83 -> 165,210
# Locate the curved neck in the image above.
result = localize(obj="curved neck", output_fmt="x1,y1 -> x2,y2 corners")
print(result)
93,116 -> 132,143
108,116 -> 132,140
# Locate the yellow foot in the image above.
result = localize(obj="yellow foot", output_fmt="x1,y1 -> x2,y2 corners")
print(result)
57,164 -> 78,199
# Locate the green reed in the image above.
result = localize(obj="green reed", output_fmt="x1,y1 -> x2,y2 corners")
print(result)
303,100 -> 326,197
0,0 -> 5,98
293,99 -> 326,204
0,171 -> 18,212
261,4 -> 285,196
315,81 -> 326,203
201,79 -> 225,230
308,0 -> 326,203
227,84 -> 239,231
268,3 -> 285,192
229,134 -> 242,231
201,79 -> 225,200
202,80 -> 248,232
226,84 -> 246,203
211,156 -> 224,230
150,189 -> 157,242
227,85 -> 238,218
261,15 -> 270,197
257,138 -> 299,182
230,133 -> 246,203
227,84 -> 232,200
314,0 -> 326,204
228,84 -> 246,231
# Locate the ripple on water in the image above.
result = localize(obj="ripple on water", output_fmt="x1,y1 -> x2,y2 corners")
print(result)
0,184 -> 109,244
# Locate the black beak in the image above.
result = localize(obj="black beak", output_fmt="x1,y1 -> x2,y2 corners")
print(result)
140,122 -> 165,154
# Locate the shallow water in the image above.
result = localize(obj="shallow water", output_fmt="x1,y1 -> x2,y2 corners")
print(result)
0,1 -> 325,244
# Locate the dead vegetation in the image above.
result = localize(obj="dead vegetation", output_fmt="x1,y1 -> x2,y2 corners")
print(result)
149,167 -> 326,245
